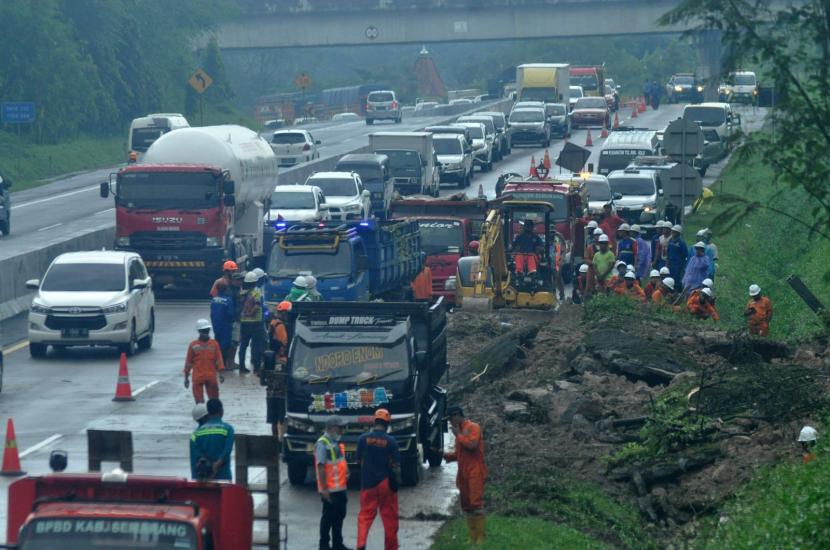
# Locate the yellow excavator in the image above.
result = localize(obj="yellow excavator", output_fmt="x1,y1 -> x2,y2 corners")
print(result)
456,200 -> 557,310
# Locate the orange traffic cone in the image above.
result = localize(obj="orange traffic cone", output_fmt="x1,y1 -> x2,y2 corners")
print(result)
585,128 -> 593,147
113,352 -> 135,402
0,419 -> 25,476
477,183 -> 485,199
613,112 -> 620,129
638,97 -> 646,113
543,150 -> 552,170
529,155 -> 538,178
600,119 -> 609,138
632,104 -> 638,118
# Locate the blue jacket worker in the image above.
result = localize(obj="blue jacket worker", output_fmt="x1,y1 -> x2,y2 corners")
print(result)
190,398 -> 235,481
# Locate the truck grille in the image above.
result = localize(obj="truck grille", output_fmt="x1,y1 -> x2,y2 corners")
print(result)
130,231 -> 207,250
45,312 -> 107,330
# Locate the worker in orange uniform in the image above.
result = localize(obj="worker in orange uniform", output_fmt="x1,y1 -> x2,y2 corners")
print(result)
411,265 -> 433,302
266,301 -> 292,441
619,271 -> 646,302
798,426 -> 818,464
210,260 -> 238,297
745,284 -> 773,336
686,287 -> 719,320
443,405 -> 488,544
184,319 -> 225,403
643,269 -> 661,302
356,409 -> 401,550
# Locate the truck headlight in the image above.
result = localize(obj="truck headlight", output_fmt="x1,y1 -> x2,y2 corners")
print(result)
102,302 -> 128,314
287,417 -> 317,433
674,85 -> 683,92
206,236 -> 221,247
643,206 -> 653,213
696,85 -> 704,92
116,236 -> 130,247
752,89 -> 758,95
444,276 -> 457,291
30,303 -> 50,315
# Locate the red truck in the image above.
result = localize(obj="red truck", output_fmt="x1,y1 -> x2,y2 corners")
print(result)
6,472 -> 253,549
389,197 -> 489,303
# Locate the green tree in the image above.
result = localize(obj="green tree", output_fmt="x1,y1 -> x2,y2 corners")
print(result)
203,37 -> 234,104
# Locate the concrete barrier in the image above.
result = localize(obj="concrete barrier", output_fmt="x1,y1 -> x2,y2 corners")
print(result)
0,99 -> 514,321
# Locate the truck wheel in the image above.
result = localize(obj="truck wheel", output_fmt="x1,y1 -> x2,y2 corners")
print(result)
288,461 -> 307,485
29,343 -> 47,358
366,119 -> 374,126
0,219 -> 8,236
401,456 -> 420,486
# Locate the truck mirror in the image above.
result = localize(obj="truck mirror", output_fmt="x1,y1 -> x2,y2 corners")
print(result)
223,180 -> 236,195
613,192 -> 623,200
99,181 -> 109,198
223,194 -> 236,207
25,278 -> 40,290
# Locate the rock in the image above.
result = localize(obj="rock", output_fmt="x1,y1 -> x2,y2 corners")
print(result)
503,400 -> 532,422
680,336 -> 697,346
570,354 -> 603,374
508,387 -> 553,405
563,395 -> 606,422
570,413 -> 594,440
554,380 -> 578,391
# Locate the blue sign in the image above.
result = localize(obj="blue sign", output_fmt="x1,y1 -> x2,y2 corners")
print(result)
1,102 -> 36,124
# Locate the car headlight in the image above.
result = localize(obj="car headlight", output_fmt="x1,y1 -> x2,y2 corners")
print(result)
116,236 -> 130,247
102,302 -> 128,314
444,276 -> 457,291
752,89 -> 758,95
287,417 -> 317,433
674,85 -> 683,92
697,85 -> 704,92
725,88 -> 733,95
643,206 -> 654,213
390,416 -> 416,432
206,236 -> 221,247
30,303 -> 50,315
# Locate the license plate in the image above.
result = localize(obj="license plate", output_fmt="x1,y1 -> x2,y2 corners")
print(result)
61,328 -> 89,338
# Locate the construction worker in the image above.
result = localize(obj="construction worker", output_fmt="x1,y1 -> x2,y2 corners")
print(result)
306,274 -> 324,301
551,234 -> 566,301
411,265 -> 433,302
652,221 -> 672,269
315,416 -> 350,550
573,263 -> 590,304
620,271 -> 646,302
682,242 -> 711,292
608,261 -> 628,293
210,281 -> 235,370
686,287 -> 719,320
443,405 -> 488,545
666,224 -> 688,283
238,271 -> 265,374
745,284 -> 773,336
633,224 -> 652,280
210,260 -> 239,297
267,301 -> 292,441
616,223 -> 637,266
643,269 -> 661,301
591,234 -> 616,291
184,319 -> 225,403
128,151 -> 138,164
693,228 -> 718,277
189,398 -> 234,481
651,277 -> 676,305
356,409 -> 401,550
798,426 -> 818,464
511,219 -> 542,273
192,403 -> 209,427
599,203 -> 624,249
285,275 -> 310,302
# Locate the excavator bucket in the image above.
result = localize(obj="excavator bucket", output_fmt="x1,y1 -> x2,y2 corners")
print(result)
463,296 -> 493,312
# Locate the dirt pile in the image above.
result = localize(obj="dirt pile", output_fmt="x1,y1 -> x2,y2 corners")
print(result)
445,301 -> 830,545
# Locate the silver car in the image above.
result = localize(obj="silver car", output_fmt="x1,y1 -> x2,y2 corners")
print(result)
366,90 -> 402,125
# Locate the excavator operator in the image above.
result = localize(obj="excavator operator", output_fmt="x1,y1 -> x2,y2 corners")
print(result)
511,219 -> 543,274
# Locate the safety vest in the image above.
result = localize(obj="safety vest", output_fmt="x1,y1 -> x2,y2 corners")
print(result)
315,435 -> 348,492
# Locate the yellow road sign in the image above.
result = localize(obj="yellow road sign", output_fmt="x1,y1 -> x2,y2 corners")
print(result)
294,72 -> 311,90
188,68 -> 213,94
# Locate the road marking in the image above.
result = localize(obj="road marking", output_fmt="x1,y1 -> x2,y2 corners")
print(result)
96,208 -> 114,215
37,223 -> 63,232
20,434 -> 63,458
12,184 -> 99,210
132,380 -> 160,398
5,340 -> 29,354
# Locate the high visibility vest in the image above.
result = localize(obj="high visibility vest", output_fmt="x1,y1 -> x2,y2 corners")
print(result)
315,435 -> 348,492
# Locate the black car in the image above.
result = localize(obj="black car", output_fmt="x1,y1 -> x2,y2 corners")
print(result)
665,74 -> 704,103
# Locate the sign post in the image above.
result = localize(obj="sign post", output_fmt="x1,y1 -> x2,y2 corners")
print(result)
663,118 -> 704,223
188,68 -> 214,125
294,73 -> 312,119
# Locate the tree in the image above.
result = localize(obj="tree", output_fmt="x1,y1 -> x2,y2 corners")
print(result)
203,37 -> 234,105
661,0 -> 830,241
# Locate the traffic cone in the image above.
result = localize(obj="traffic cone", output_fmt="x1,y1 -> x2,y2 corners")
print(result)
529,155 -> 538,178
632,104 -> 638,118
0,419 -> 25,476
600,119 -> 609,138
113,352 -> 135,402
584,128 -> 593,147
639,97 -> 646,113
477,183 -> 485,199
613,112 -> 620,129
543,150 -> 552,170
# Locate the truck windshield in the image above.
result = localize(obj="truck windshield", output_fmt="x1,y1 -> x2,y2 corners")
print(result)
675,76 -> 695,85
130,128 -> 165,153
683,107 -> 726,125
292,340 -> 408,385
309,178 -> 357,197
272,190 -> 315,209
519,88 -> 557,102
19,518 -> 197,549
609,177 -> 656,196
375,150 -> 422,176
586,181 -> 612,202
571,74 -> 599,91
734,74 -> 756,86
418,220 -> 464,255
433,139 -> 461,155
117,172 -> 219,210
42,263 -> 126,292
268,246 -> 353,278
599,149 -> 652,174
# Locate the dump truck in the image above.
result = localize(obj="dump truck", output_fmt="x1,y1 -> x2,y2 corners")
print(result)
6,471 -> 253,549
281,300 -> 448,487
264,219 -> 424,305
516,63 -> 570,104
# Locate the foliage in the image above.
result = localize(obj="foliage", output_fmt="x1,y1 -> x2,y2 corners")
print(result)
432,515 -> 607,549
662,0 -> 830,246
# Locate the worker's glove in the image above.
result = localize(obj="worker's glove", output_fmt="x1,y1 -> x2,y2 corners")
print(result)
389,467 -> 402,492
184,377 -> 190,389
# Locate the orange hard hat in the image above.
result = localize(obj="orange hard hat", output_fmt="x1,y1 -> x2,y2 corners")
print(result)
469,240 -> 480,251
276,301 -> 292,312
222,260 -> 238,272
374,408 -> 391,423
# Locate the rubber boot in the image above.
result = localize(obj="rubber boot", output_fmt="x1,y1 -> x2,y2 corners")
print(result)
465,516 -> 476,544
474,515 -> 486,544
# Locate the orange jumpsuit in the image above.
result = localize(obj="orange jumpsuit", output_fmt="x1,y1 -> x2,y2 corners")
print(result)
184,338 -> 224,403
411,266 -> 433,301
268,318 -> 289,361
651,289 -> 671,305
622,283 -> 646,302
643,281 -> 659,302
444,420 -> 488,512
686,296 -> 720,320
745,296 -> 773,336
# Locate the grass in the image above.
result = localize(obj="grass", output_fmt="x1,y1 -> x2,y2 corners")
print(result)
683,141 -> 830,340
432,515 -> 607,549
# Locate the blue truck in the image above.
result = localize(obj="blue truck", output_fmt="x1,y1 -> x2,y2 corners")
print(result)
264,220 -> 424,304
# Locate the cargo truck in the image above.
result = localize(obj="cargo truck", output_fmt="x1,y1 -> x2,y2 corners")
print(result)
264,219 -> 423,305
6,471 -> 253,549
516,63 -> 570,105
570,66 -> 605,98
281,300 -> 448,487
101,125 -> 278,288
369,132 -> 440,197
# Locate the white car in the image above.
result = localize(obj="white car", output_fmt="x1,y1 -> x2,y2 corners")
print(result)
265,184 -> 330,223
332,112 -> 361,122
305,172 -> 371,221
454,122 -> 493,172
569,85 -> 584,111
270,130 -> 321,166
26,251 -> 155,358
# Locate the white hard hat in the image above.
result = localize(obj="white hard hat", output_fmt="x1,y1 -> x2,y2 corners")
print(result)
649,269 -> 660,278
293,275 -> 308,288
306,275 -> 317,288
630,224 -> 641,233
662,277 -> 675,290
598,234 -> 609,242
624,271 -> 636,279
701,287 -> 713,297
243,271 -> 259,283
694,241 -> 706,249
619,223 -> 631,231
579,264 -> 589,273
587,220 -> 598,229
658,220 -> 669,228
659,267 -> 670,276
672,224 -> 683,233
252,267 -> 266,280
749,284 -> 761,297
615,260 -> 626,268
798,425 -> 818,442
702,278 -> 714,288
192,403 -> 208,422
696,228 -> 707,237
593,228 -> 604,236
626,264 -> 635,272
195,318 -> 212,331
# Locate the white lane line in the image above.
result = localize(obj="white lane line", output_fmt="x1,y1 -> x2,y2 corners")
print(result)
5,340 -> 29,354
132,380 -> 160,398
96,208 -> 115,215
37,223 -> 63,232
12,184 -> 99,210
20,434 -> 63,458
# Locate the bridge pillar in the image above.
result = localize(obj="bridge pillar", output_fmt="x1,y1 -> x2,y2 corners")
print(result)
695,29 -> 724,101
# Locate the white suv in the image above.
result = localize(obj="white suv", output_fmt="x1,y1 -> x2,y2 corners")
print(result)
270,129 -> 321,167
26,251 -> 155,358
365,90 -> 402,125
305,172 -> 371,220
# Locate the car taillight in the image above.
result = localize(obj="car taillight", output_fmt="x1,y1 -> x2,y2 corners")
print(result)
303,143 -> 310,151
365,103 -> 370,111
391,101 -> 398,109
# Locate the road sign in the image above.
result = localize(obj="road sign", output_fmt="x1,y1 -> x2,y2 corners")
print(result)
294,72 -> 311,90
365,26 -> 379,40
663,118 -> 704,158
555,142 -> 591,173
664,164 -> 703,208
188,68 -> 213,94
1,102 -> 35,124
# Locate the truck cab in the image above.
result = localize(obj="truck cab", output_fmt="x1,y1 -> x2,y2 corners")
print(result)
282,301 -> 448,487
0,172 -> 11,236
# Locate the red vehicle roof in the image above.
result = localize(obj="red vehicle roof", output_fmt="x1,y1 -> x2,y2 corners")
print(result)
502,181 -> 570,194
570,67 -> 599,75
33,501 -> 197,521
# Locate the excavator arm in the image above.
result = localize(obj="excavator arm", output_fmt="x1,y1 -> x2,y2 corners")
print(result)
470,208 -> 509,309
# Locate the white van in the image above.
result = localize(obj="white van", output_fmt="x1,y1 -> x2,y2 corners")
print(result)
127,113 -> 189,162
597,129 -> 660,176
682,103 -> 740,144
